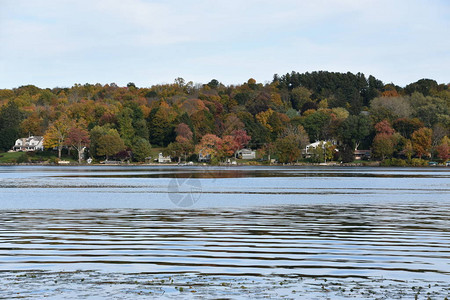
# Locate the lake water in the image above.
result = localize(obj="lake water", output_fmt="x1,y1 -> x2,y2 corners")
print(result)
0,166 -> 449,299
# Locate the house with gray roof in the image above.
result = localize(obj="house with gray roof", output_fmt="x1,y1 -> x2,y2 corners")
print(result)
12,136 -> 44,152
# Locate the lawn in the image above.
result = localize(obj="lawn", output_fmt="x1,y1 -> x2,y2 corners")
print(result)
0,151 -> 24,163
0,151 -> 76,164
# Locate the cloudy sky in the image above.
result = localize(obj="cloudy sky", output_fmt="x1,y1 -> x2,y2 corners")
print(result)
1,0 -> 449,89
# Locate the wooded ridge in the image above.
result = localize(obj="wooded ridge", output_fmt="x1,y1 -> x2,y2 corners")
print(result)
0,71 -> 448,164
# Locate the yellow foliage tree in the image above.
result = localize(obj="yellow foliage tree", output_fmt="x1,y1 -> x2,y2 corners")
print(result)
43,115 -> 73,158
270,93 -> 283,107
256,108 -> 274,132
411,127 -> 432,159
20,113 -> 43,136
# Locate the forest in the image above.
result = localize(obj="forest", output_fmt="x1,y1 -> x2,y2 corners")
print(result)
0,71 -> 449,165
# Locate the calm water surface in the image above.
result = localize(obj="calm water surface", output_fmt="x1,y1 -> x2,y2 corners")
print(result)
0,166 -> 449,299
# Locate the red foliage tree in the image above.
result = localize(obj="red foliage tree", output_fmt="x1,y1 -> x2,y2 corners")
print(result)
220,135 -> 239,158
231,129 -> 251,152
66,126 -> 90,163
375,120 -> 395,135
175,123 -> 193,141
435,136 -> 449,162
195,134 -> 223,160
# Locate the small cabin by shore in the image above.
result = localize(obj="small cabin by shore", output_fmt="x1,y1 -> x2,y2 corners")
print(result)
354,150 -> 371,160
157,153 -> 171,163
236,149 -> 256,160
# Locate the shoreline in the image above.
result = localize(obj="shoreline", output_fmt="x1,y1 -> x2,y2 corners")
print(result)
0,161 -> 447,167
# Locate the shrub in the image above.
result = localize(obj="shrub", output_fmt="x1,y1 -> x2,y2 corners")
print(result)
381,158 -> 407,166
410,158 -> 427,166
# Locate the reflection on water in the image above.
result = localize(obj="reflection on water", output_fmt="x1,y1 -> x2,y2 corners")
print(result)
0,166 -> 449,298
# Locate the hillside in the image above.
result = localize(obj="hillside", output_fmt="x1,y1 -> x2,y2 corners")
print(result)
0,71 -> 448,164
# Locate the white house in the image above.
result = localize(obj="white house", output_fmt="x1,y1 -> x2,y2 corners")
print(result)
12,136 -> 44,152
304,141 -> 323,155
304,141 -> 338,157
236,149 -> 256,159
198,150 -> 211,162
157,152 -> 171,163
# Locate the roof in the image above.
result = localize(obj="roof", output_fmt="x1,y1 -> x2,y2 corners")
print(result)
27,136 -> 43,142
306,141 -> 322,148
354,150 -> 371,154
237,148 -> 254,153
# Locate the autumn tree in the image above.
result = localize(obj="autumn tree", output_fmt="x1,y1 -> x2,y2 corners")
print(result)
175,123 -> 193,140
435,136 -> 449,162
215,136 -> 234,159
374,120 -> 395,135
231,129 -> 251,155
222,114 -> 245,135
65,124 -> 90,164
195,134 -> 222,162
255,109 -> 274,132
268,112 -> 289,140
411,127 -> 432,159
164,122 -> 195,162
44,115 -> 73,158
392,118 -> 424,139
20,113 -> 44,136
190,109 -> 214,140
371,120 -> 398,160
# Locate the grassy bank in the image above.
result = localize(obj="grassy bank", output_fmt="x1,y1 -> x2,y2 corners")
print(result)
0,150 -> 447,167
0,151 -> 76,164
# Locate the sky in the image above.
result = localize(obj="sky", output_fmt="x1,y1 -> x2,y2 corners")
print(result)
1,0 -> 449,89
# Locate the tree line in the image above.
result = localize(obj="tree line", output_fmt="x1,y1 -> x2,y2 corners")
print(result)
0,71 -> 448,164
